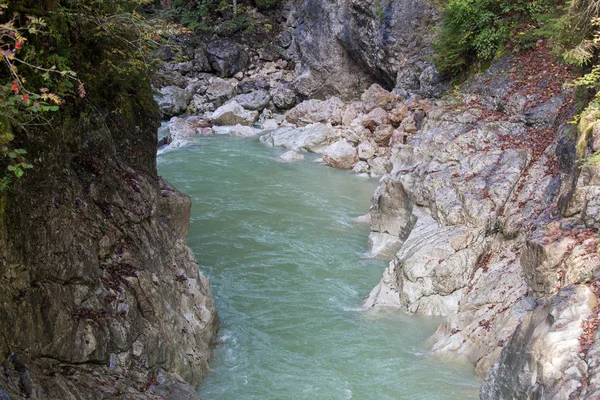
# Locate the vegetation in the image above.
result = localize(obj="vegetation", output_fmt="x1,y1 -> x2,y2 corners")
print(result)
165,0 -> 280,34
0,0 -> 161,190
434,0 -> 600,164
433,0 -> 559,77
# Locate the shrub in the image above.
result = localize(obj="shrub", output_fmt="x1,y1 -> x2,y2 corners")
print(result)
433,0 -> 558,77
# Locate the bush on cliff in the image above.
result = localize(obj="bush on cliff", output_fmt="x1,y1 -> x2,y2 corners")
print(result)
0,0 -> 160,189
433,0 -> 559,77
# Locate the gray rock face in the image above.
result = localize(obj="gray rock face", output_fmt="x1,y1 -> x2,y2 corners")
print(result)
368,177 -> 416,259
289,0 -> 445,98
211,100 -> 259,126
206,39 -> 249,78
481,285 -> 598,400
0,101 -> 217,398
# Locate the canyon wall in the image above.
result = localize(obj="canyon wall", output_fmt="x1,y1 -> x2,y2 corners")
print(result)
0,91 -> 218,398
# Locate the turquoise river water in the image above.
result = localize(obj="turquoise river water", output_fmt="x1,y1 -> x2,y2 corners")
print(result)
157,134 -> 480,399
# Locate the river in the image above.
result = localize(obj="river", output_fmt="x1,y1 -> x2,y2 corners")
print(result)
157,133 -> 480,399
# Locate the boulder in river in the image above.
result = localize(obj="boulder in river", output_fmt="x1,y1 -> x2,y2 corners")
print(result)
260,123 -> 340,153
279,151 -> 305,161
322,140 -> 358,169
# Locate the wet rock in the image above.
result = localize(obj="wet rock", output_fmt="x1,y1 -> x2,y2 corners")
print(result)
233,90 -> 271,111
211,101 -> 259,126
322,140 -> 358,169
228,124 -> 259,137
353,160 -> 370,174
260,123 -> 340,153
167,116 -> 214,147
279,151 -> 305,161
368,177 -> 416,259
261,119 -> 280,130
206,39 -> 249,78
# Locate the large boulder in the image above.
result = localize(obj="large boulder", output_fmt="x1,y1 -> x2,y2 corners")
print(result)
361,84 -> 396,113
233,90 -> 271,111
368,177 -> 417,259
271,87 -> 296,110
211,101 -> 259,126
205,78 -> 236,107
167,116 -> 214,147
259,123 -> 340,153
155,86 -> 192,118
322,140 -> 358,169
285,97 -> 344,126
206,39 -> 249,78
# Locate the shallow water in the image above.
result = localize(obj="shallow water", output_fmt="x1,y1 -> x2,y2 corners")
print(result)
157,135 -> 480,400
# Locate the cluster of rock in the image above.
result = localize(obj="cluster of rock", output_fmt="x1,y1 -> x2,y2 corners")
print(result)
355,58 -> 600,398
259,84 -> 429,177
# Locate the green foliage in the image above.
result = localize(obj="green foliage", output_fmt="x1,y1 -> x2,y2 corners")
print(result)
433,0 -> 558,77
167,0 -> 278,34
0,0 -> 161,190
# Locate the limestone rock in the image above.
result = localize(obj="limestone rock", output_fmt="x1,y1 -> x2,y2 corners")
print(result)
322,140 -> 358,169
271,87 -> 296,110
167,116 -> 213,147
233,90 -> 271,111
279,151 -> 305,161
361,84 -> 395,113
353,160 -> 370,174
368,177 -> 416,259
205,78 -> 236,107
259,123 -> 339,153
373,124 -> 394,146
357,141 -> 377,160
211,101 -> 259,126
228,124 -> 260,137
156,86 -> 192,118
285,97 -> 344,126
206,39 -> 249,78
481,285 -> 598,400
356,108 -> 390,130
